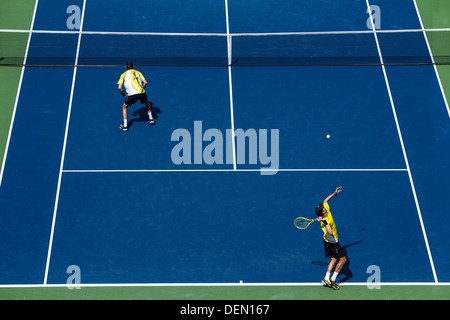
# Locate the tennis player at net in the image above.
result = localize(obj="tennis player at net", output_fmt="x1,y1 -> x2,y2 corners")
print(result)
118,61 -> 155,131
315,186 -> 347,290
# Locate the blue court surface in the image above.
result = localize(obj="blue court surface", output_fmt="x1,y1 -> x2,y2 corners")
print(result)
0,0 -> 449,288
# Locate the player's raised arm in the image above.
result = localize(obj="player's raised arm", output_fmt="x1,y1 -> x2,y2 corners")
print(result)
323,186 -> 342,205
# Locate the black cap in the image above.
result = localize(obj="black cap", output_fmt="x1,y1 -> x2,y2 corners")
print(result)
315,203 -> 324,216
126,61 -> 134,69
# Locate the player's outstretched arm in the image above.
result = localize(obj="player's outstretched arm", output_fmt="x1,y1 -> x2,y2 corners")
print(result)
323,186 -> 342,205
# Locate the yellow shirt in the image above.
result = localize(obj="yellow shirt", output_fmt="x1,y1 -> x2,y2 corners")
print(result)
117,69 -> 146,96
321,202 -> 339,243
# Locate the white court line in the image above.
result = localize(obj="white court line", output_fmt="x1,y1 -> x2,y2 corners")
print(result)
2,28 -> 450,36
62,168 -> 408,173
0,282 -> 449,289
366,0 -> 438,283
0,0 -> 39,188
43,0 -> 87,285
413,0 -> 450,119
224,0 -> 237,170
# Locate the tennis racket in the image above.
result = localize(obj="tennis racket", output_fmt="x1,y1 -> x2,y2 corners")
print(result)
294,217 -> 319,230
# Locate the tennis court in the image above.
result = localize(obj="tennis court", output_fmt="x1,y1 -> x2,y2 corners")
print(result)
0,0 -> 449,300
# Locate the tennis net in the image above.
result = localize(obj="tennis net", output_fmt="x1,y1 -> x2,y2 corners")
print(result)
1,30 -> 449,67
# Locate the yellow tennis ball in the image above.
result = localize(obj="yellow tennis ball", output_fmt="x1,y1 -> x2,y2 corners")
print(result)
326,134 -> 331,139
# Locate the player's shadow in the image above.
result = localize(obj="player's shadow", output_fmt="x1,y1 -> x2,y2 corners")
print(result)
311,240 -> 362,283
128,102 -> 162,128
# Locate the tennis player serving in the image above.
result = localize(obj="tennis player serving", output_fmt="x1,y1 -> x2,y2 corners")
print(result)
315,186 -> 346,290
117,61 -> 155,131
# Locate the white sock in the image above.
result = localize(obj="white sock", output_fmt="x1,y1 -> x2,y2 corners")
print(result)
148,111 -> 153,119
331,272 -> 339,282
325,272 -> 331,281
124,119 -> 127,127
